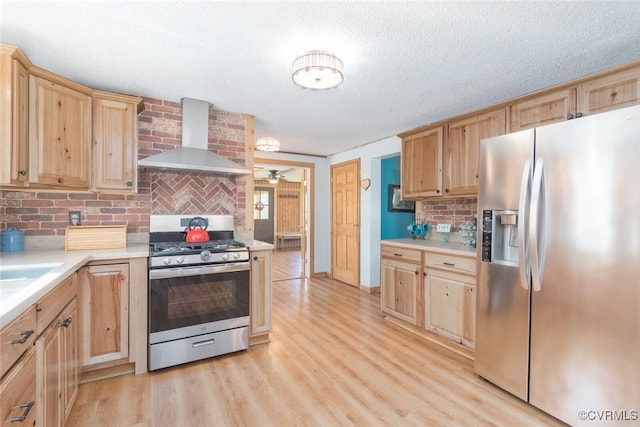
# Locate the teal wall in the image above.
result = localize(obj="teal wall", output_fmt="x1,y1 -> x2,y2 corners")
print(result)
380,156 -> 413,239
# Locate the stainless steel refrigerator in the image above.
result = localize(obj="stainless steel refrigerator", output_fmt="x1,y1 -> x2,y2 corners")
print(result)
475,105 -> 639,426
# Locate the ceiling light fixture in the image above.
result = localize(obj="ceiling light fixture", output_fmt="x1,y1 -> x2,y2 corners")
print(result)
291,50 -> 344,90
255,137 -> 281,152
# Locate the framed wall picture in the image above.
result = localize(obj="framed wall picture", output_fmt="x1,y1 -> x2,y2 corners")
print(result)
388,184 -> 415,212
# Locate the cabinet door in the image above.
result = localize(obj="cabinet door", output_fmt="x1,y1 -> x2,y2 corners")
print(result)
37,319 -> 62,427
92,96 -> 138,192
578,65 -> 640,116
61,299 -> 78,422
425,269 -> 475,348
0,347 -> 36,427
79,264 -> 129,368
250,251 -> 272,337
510,87 -> 576,132
445,108 -> 506,196
401,127 -> 443,198
29,75 -> 91,188
0,52 -> 29,186
381,258 -> 419,325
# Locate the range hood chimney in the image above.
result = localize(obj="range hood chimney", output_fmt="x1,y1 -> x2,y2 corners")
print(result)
138,98 -> 251,175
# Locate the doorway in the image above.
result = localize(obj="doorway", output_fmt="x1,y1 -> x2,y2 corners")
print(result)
254,159 -> 314,282
331,159 -> 360,287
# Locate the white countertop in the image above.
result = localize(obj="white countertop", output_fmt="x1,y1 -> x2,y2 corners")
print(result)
0,245 -> 149,329
382,238 -> 477,257
242,240 -> 274,251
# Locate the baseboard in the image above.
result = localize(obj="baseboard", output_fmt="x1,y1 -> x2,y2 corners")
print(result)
311,272 -> 329,279
80,362 -> 135,384
359,284 -> 380,294
249,333 -> 271,346
384,315 -> 474,361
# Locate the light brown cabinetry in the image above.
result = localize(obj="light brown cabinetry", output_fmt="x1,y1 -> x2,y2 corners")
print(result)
511,64 -> 640,132
29,71 -> 92,189
400,126 -> 443,199
92,92 -> 142,193
250,250 -> 272,343
0,306 -> 36,379
0,44 -> 30,186
36,274 -> 79,427
445,108 -> 507,196
380,245 -> 422,326
423,252 -> 476,349
79,263 -> 129,369
0,347 -> 36,426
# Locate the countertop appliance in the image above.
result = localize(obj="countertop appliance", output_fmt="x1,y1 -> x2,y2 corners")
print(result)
475,105 -> 639,425
148,214 -> 250,371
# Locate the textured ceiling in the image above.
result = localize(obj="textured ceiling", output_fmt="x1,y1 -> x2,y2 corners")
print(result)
1,1 -> 639,157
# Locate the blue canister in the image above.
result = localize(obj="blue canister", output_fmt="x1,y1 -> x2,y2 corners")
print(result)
1,227 -> 25,252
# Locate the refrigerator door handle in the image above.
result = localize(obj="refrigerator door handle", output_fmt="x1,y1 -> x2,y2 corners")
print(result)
517,159 -> 532,290
529,158 -> 547,292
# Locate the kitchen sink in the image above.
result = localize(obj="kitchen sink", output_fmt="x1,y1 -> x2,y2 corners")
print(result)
0,263 -> 62,281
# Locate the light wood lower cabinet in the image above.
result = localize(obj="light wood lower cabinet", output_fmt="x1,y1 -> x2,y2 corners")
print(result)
250,250 -> 272,342
36,273 -> 79,427
79,263 -> 129,370
0,346 -> 36,427
381,258 -> 420,325
424,269 -> 475,349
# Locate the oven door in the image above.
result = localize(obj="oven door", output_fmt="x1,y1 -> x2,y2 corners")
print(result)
149,262 -> 250,344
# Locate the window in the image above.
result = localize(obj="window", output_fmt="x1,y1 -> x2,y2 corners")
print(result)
254,190 -> 270,220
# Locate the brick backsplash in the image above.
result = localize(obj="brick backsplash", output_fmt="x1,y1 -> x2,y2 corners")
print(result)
420,197 -> 477,230
0,97 -> 248,236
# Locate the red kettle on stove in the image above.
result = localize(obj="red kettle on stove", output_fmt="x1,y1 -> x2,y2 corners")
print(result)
185,217 -> 209,243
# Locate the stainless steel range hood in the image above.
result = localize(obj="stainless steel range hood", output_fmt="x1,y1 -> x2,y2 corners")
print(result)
138,98 -> 251,175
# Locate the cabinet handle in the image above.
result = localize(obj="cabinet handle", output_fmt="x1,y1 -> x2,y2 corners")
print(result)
253,256 -> 258,261
126,181 -> 133,187
567,113 -> 574,120
423,272 -> 427,276
18,170 -> 27,176
576,112 -> 583,118
59,317 -> 72,328
443,262 -> 456,267
436,189 -> 441,194
445,188 -> 450,193
10,401 -> 34,423
11,329 -> 34,345
414,270 -> 419,275
393,253 -> 403,257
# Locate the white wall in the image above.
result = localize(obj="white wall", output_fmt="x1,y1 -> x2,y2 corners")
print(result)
329,136 -> 401,289
255,152 -> 330,275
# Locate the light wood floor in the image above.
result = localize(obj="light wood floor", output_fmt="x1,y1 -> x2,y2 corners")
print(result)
67,276 -> 562,426
271,249 -> 302,281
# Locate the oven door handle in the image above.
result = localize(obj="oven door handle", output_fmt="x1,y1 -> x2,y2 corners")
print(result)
149,262 -> 250,280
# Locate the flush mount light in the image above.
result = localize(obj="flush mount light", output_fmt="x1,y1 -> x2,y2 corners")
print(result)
255,137 -> 281,152
291,50 -> 344,90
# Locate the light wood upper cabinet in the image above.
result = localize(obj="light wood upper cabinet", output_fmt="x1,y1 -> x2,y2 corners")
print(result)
0,44 -> 30,186
79,263 -> 130,369
29,72 -> 92,189
401,126 -> 443,199
92,92 -> 142,193
445,108 -> 507,196
510,87 -> 576,132
250,250 -> 272,341
578,65 -> 640,116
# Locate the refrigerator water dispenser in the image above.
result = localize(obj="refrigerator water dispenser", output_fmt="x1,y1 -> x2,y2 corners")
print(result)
481,209 -> 519,266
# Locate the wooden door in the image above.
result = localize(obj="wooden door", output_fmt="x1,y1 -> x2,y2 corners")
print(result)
510,87 -> 576,132
578,65 -> 640,116
250,250 -> 272,338
79,264 -> 129,368
29,75 -> 91,188
37,320 -> 62,427
331,159 -> 360,287
445,109 -> 506,196
254,186 -> 275,244
61,299 -> 78,421
401,127 -> 443,198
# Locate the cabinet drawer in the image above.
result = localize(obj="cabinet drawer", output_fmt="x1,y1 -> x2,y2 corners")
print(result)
0,308 -> 36,379
381,245 -> 421,263
424,252 -> 476,276
0,346 -> 36,426
36,273 -> 78,334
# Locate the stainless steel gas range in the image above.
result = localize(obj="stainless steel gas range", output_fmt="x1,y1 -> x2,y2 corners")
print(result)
148,214 -> 250,371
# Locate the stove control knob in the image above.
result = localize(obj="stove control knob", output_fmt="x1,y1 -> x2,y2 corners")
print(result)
232,253 -> 240,260
201,250 -> 212,261
222,253 -> 230,261
163,257 -> 172,265
176,256 -> 185,264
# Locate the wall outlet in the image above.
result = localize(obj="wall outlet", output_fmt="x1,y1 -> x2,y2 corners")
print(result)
436,223 -> 451,233
69,211 -> 81,226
